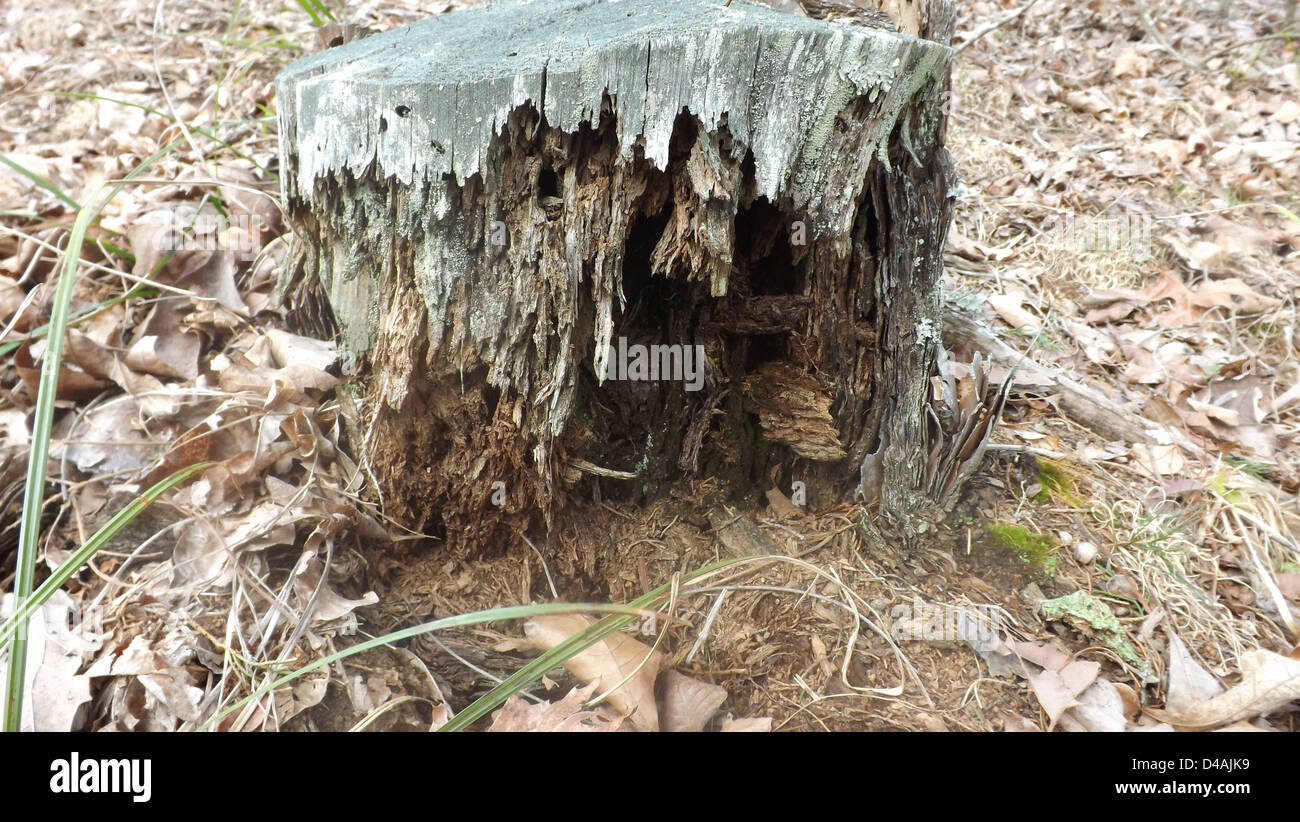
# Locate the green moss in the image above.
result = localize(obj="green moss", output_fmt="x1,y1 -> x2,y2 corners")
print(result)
1035,459 -> 1084,507
983,524 -> 1059,577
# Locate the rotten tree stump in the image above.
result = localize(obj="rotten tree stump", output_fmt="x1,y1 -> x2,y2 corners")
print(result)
276,0 -> 960,554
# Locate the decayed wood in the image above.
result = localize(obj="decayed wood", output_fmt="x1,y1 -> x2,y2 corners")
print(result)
277,0 -> 959,553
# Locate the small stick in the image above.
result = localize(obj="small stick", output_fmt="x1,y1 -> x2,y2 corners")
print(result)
954,0 -> 1040,55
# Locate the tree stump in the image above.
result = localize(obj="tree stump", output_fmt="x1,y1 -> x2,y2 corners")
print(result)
276,0 -> 960,555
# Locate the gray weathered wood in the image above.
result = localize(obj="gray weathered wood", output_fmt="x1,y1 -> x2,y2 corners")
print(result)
277,0 -> 958,553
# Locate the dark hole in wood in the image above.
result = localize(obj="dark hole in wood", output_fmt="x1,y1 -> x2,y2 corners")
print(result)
578,201 -> 696,504
536,166 -> 559,200
737,197 -> 799,296
395,104 -> 411,117
620,205 -> 673,326
743,332 -> 788,370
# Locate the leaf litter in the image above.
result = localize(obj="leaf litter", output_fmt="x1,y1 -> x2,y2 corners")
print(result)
0,0 -> 1297,732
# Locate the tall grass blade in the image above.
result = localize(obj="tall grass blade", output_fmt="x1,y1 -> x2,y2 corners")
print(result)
439,556 -> 743,731
197,602 -> 649,732
0,462 -> 212,650
0,284 -> 156,358
0,154 -> 80,210
3,182 -> 103,732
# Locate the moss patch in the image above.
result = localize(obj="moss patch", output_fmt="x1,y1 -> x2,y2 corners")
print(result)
983,523 -> 1059,577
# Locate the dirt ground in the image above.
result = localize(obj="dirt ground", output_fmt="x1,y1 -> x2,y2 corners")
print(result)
1,0 -> 1298,732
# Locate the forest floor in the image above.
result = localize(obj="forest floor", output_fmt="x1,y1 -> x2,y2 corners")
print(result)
1,0 -> 1297,732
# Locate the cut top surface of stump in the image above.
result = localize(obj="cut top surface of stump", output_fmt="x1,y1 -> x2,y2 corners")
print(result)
278,0 -> 950,209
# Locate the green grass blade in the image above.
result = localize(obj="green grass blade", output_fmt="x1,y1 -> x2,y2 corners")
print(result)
0,154 -> 80,210
0,284 -> 156,359
292,0 -> 327,26
0,462 -> 212,650
439,556 -> 744,731
197,602 -> 650,732
3,182 -> 103,732
314,0 -> 337,23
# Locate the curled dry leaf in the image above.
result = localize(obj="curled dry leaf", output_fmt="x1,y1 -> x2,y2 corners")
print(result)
266,328 -> 336,372
0,276 -> 37,333
1059,678 -> 1129,733
292,552 -> 378,625
171,517 -> 232,588
14,340 -> 107,400
274,669 -> 330,723
524,614 -> 663,731
1028,659 -> 1100,730
765,485 -> 801,518
108,358 -> 181,418
124,300 -> 200,380
215,356 -> 340,401
1082,287 -> 1148,325
1145,271 -> 1281,326
57,394 -> 159,475
988,289 -> 1041,330
1013,639 -> 1073,672
488,683 -> 626,732
1164,630 -> 1225,714
1147,649 -> 1300,730
659,668 -> 728,732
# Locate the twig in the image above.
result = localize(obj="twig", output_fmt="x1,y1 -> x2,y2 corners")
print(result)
1203,26 -> 1300,63
953,0 -> 1040,56
942,303 -> 1206,459
1133,0 -> 1201,69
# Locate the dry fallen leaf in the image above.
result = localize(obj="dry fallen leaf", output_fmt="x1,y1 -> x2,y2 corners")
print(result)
1059,679 -> 1129,732
7,591 -> 98,731
1165,630 -> 1226,715
1014,639 -> 1073,672
659,669 -> 728,732
765,485 -> 801,518
1130,444 -> 1185,477
1028,658 -> 1101,729
488,683 -> 626,732
1148,649 -> 1300,730
988,288 -> 1041,331
1146,271 -> 1281,326
524,614 -> 663,731
56,394 -> 159,475
719,715 -> 773,732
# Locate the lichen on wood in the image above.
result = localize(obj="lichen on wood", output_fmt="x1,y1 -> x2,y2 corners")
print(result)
276,0 -> 958,555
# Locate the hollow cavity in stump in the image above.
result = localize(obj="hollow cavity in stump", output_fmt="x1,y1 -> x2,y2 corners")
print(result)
276,0 -> 956,556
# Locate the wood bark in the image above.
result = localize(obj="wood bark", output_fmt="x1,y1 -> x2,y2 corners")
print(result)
277,0 -> 959,553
